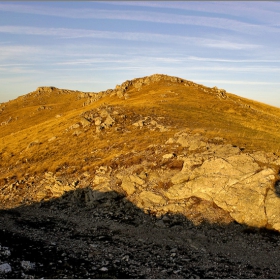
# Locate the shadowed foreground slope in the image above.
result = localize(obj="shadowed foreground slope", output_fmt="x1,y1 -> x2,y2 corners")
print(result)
1,188 -> 280,279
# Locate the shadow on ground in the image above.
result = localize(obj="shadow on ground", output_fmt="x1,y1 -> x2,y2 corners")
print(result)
1,187 -> 280,279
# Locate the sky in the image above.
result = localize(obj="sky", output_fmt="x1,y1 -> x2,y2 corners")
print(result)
1,1 -> 280,107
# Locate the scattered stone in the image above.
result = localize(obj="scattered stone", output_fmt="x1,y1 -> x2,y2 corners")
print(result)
2,248 -> 11,256
27,140 -> 40,149
80,118 -> 91,128
162,153 -> 175,159
99,267 -> 108,272
104,115 -> 115,127
129,174 -> 145,186
120,176 -> 136,195
0,263 -> 12,274
69,123 -> 80,130
21,261 -> 35,271
94,117 -> 101,126
72,130 -> 81,136
48,136 -> 56,142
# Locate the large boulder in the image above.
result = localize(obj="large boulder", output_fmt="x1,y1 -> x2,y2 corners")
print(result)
164,151 -> 279,230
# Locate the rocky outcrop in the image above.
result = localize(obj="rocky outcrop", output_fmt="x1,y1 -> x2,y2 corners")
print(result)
163,131 -> 280,229
65,105 -> 170,136
104,131 -> 280,230
212,86 -> 227,99
111,74 -> 188,98
35,172 -> 77,200
132,116 -> 169,132
36,86 -> 57,93
110,74 -> 228,100
1,130 -> 280,231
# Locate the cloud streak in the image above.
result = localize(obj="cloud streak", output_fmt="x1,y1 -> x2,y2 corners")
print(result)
0,3 -> 279,34
187,56 -> 280,63
110,2 -> 280,26
0,25 -> 261,50
196,79 -> 280,86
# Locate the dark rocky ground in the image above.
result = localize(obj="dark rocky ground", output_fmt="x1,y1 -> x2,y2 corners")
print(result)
1,189 -> 280,279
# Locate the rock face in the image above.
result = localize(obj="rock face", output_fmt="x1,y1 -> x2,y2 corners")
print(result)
110,74 -> 228,101
163,132 -> 280,230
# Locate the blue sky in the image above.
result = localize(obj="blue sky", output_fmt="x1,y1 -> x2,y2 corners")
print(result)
1,1 -> 280,107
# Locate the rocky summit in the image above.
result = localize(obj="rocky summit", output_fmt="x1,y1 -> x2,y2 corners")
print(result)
1,74 -> 280,278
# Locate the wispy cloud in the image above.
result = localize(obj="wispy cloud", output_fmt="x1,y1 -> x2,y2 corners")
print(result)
195,79 -> 280,86
184,66 -> 280,73
0,3 -> 278,34
6,67 -> 41,74
0,25 -> 261,50
110,1 -> 280,26
0,45 -> 63,63
0,45 -> 40,55
53,56 -> 183,67
187,56 -> 280,63
204,41 -> 261,50
54,56 -> 280,69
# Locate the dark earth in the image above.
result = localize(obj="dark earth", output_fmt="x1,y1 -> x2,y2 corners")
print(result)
1,188 -> 280,279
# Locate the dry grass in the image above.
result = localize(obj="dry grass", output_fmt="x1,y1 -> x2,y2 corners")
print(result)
1,75 -> 280,183
124,80 -> 280,153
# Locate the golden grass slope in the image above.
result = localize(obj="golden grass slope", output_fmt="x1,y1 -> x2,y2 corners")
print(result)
1,74 -> 280,183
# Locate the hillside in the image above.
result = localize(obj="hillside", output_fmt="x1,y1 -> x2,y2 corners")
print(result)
1,74 -> 280,215
1,74 -> 280,278
1,74 -> 280,181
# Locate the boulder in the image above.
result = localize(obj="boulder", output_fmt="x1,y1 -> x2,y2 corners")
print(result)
163,154 -> 175,159
164,151 -> 278,229
119,176 -> 136,195
176,133 -> 206,150
139,191 -> 166,208
104,115 -> 115,127
129,174 -> 145,186
0,263 -> 12,274
80,118 -> 91,128
94,117 -> 101,126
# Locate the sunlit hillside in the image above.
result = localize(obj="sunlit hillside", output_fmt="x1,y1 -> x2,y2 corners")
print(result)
1,74 -> 280,185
